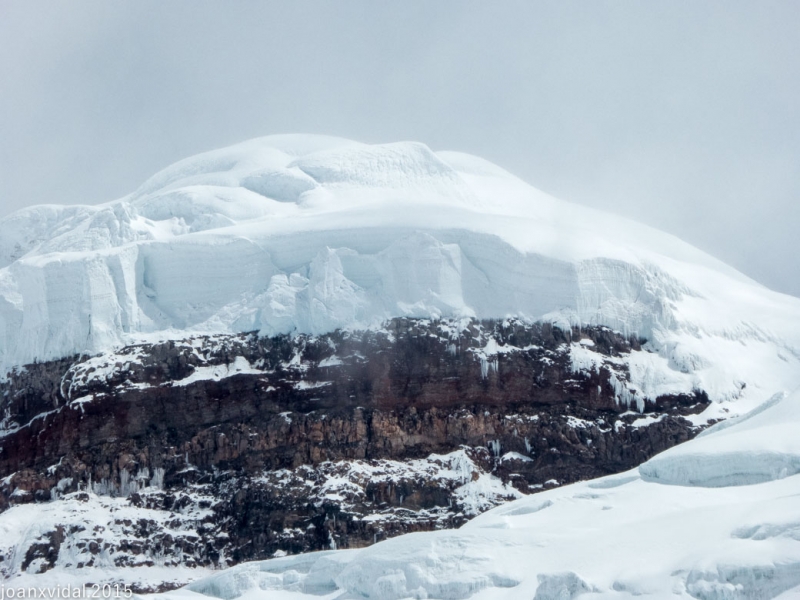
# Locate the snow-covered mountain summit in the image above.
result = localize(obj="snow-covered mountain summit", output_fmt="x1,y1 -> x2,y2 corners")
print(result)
3,136 -> 800,598
1,134 -> 799,412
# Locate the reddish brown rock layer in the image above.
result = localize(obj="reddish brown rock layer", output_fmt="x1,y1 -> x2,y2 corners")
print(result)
0,319 -> 708,574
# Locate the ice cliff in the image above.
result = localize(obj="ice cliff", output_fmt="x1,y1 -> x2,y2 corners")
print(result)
2,134 -> 800,413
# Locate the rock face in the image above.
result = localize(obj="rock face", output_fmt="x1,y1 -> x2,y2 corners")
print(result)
0,318 -> 708,586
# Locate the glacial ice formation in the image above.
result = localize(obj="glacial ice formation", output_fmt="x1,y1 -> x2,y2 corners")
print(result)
2,134 -> 800,413
639,390 -> 800,487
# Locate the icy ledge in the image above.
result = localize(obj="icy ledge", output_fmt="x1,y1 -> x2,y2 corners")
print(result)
640,390 -> 800,486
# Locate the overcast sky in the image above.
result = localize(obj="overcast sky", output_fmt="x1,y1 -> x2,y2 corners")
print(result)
1,1 -> 798,296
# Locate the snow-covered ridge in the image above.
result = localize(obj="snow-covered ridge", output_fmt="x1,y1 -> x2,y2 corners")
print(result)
1,134 -> 800,413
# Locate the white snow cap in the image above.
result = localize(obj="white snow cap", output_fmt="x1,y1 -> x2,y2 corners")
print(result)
1,134 -> 799,409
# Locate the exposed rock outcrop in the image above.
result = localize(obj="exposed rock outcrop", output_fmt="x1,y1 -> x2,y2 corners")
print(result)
0,319 -> 709,583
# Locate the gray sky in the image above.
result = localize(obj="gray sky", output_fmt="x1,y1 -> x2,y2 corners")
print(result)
1,1 -> 798,297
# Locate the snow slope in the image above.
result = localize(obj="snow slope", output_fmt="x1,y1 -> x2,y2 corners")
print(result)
141,386 -> 800,599
2,134 -> 800,416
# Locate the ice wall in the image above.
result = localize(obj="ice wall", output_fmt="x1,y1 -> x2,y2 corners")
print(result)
0,231 -> 698,368
1,134 -> 799,409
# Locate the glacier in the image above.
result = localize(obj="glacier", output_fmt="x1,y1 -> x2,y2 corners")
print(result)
2,134 -> 800,418
3,135 -> 800,597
